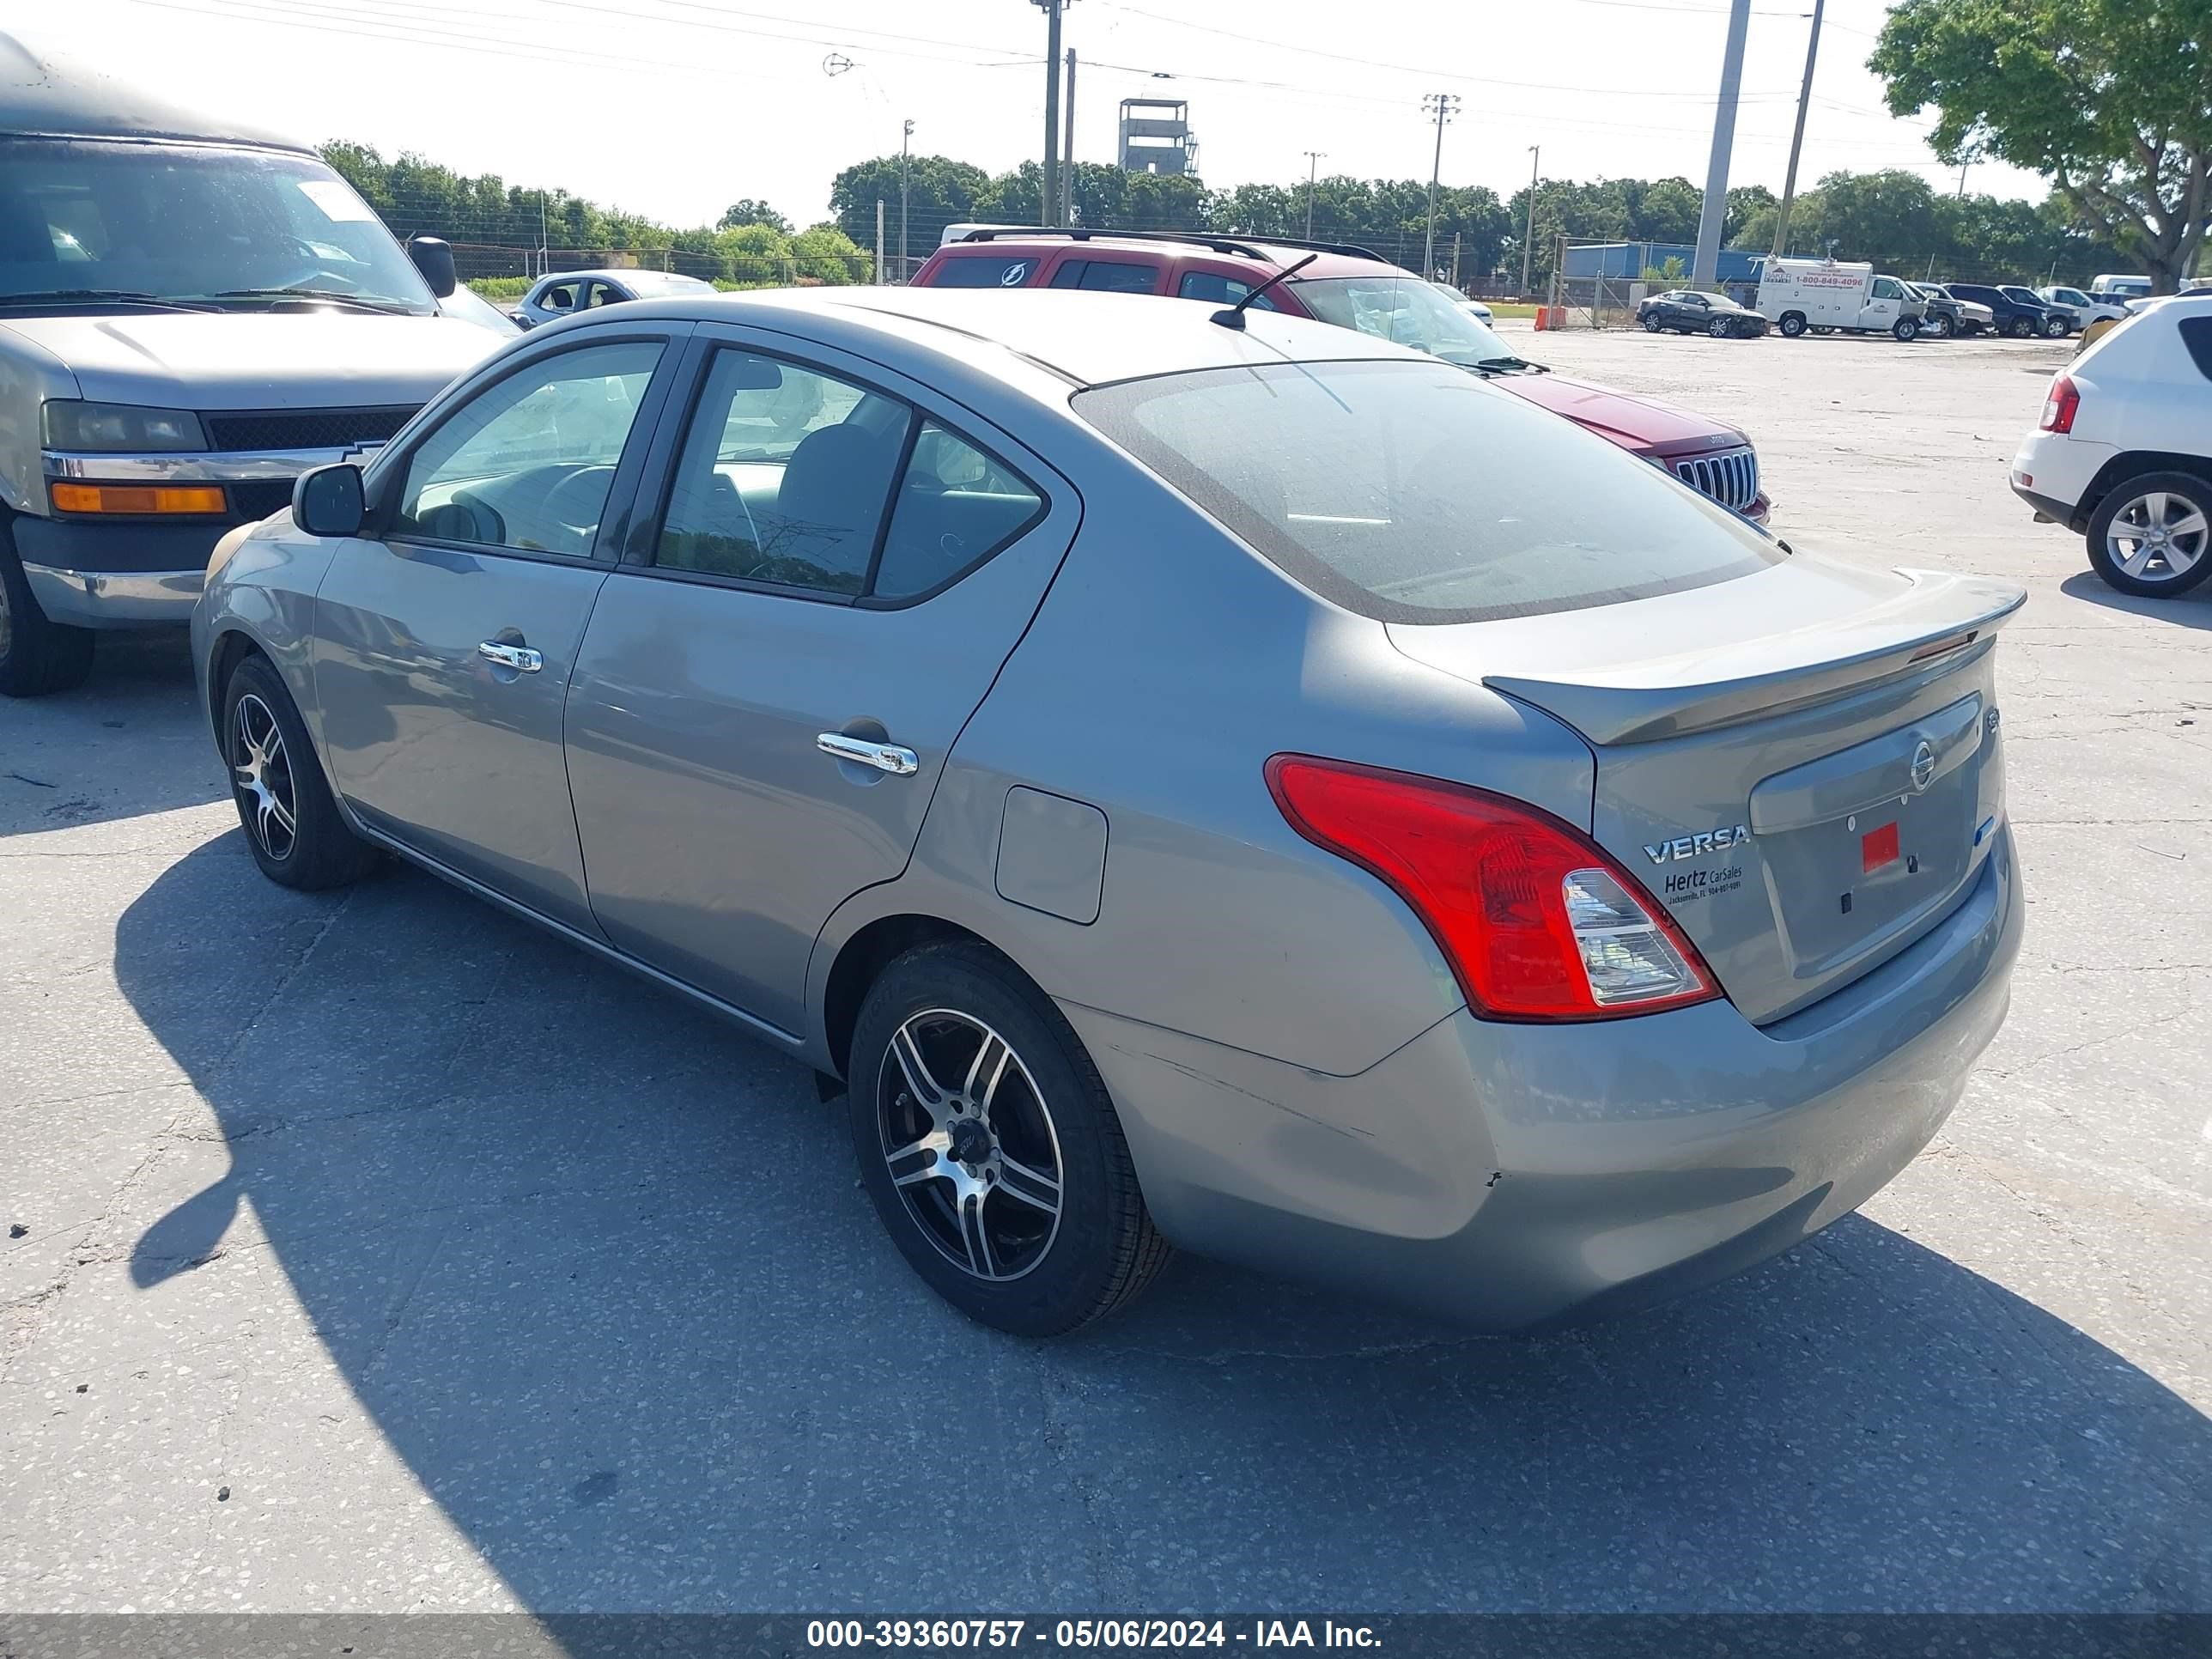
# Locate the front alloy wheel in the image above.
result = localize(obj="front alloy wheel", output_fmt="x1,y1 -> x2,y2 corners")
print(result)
878,1010 -> 1064,1282
1643,312 -> 1664,332
231,692 -> 299,865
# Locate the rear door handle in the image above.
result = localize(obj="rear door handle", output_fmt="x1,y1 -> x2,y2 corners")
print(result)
817,732 -> 918,775
477,641 -> 544,673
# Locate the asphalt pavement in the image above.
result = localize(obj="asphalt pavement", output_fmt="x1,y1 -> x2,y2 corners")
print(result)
1,325 -> 2207,1616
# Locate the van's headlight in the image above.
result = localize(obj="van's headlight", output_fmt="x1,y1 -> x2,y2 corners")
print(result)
41,400 -> 208,453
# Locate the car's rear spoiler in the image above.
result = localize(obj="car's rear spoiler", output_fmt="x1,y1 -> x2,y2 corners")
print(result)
1482,569 -> 2027,745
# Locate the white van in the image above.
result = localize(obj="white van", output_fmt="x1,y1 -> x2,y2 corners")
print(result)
1756,258 -> 1926,341
2089,274 -> 2153,300
0,33 -> 502,696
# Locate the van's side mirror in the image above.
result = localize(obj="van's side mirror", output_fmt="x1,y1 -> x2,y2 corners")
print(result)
294,465 -> 365,538
407,235 -> 458,299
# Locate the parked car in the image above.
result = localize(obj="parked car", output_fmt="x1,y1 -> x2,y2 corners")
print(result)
2011,294 -> 2212,597
1429,281 -> 1493,325
1755,258 -> 1924,340
1636,289 -> 1768,337
515,267 -> 716,329
2038,284 -> 2127,328
1942,283 -> 2059,339
0,33 -> 503,698
196,287 -> 2022,1336
2090,273 -> 2153,301
1999,284 -> 2074,337
915,230 -> 1771,521
1909,283 -> 1992,337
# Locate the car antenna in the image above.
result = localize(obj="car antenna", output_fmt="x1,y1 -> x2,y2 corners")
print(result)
1211,252 -> 1319,330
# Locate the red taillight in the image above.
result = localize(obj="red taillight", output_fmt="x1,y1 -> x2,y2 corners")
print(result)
1265,755 -> 1720,1022
2039,375 -> 2080,433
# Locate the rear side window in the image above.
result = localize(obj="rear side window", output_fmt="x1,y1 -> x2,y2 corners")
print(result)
2181,317 -> 2212,381
928,254 -> 1038,289
873,422 -> 1045,600
1075,361 -> 1781,625
1048,258 -> 1159,294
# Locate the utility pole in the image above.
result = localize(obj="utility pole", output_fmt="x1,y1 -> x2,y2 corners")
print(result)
1303,149 -> 1325,241
1771,0 -> 1822,258
1060,49 -> 1077,227
899,118 -> 914,283
1518,145 -> 1539,298
1691,0 -> 1752,289
1451,231 -> 1462,287
875,200 -> 885,285
1955,155 -> 1971,198
1031,0 -> 1066,227
1421,91 -> 1459,278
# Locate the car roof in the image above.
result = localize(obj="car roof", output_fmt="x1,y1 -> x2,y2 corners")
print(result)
582,284 -> 1435,392
0,31 -> 307,151
931,233 -> 1403,282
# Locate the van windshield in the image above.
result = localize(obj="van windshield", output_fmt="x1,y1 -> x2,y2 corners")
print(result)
0,137 -> 434,313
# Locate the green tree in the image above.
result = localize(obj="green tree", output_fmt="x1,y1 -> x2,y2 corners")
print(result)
719,198 -> 793,234
1870,0 -> 2211,291
829,154 -> 990,246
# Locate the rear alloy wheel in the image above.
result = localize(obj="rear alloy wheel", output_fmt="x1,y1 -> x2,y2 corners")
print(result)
1928,313 -> 1954,338
2042,313 -> 2069,338
849,942 -> 1169,1335
0,533 -> 95,698
1778,312 -> 1807,338
2087,473 -> 2212,598
2008,315 -> 2034,338
223,653 -> 380,890
1643,312 -> 1664,332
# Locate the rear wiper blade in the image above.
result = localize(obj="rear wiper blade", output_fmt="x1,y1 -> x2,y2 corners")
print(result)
0,289 -> 217,312
204,288 -> 417,314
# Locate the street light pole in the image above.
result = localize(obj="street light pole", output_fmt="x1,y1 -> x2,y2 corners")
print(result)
1031,0 -> 1066,227
1303,149 -> 1325,241
1690,0 -> 1753,288
1060,49 -> 1078,227
1421,91 -> 1459,278
1771,0 -> 1822,258
1519,145 -> 1539,299
899,118 -> 913,283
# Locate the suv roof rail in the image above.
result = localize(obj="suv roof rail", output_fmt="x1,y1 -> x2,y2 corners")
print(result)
955,225 -> 1390,266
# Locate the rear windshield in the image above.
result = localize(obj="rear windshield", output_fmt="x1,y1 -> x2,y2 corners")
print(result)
1075,360 -> 1782,624
927,253 -> 1040,289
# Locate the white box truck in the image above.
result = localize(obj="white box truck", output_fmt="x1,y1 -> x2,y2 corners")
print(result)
1757,258 -> 1927,341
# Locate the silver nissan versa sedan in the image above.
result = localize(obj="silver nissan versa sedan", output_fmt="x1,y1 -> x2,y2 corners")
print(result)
192,287 -> 2025,1337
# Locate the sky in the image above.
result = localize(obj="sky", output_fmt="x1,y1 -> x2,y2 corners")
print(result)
34,0 -> 2045,234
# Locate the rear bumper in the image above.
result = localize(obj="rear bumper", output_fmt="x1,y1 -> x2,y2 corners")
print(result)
13,515 -> 222,627
1069,824 -> 2020,1331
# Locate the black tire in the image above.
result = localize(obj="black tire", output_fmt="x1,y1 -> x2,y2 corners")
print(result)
0,531 -> 96,698
848,941 -> 1170,1336
1778,312 -> 1807,337
1928,313 -> 1954,338
2085,471 -> 2212,599
1642,312 -> 1664,332
2007,315 -> 2034,338
221,652 -> 380,890
1892,317 -> 1919,342
1708,316 -> 1729,338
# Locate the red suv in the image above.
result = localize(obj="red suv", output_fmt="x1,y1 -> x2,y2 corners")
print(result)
913,229 -> 1771,523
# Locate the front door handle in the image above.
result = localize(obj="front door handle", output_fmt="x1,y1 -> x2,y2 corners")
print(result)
817,732 -> 919,776
477,641 -> 544,673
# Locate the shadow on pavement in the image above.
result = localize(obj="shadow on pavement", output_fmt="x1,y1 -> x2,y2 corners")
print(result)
2059,569 -> 2212,630
0,632 -> 226,835
117,837 -> 2212,1613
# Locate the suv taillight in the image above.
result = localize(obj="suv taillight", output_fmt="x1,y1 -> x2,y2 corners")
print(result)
1265,755 -> 1720,1021
2039,375 -> 2081,434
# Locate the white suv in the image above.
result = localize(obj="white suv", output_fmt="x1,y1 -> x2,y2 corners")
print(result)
2010,294 -> 2212,597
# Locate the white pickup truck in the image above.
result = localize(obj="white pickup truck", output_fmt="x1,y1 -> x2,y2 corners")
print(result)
1755,257 -> 1926,342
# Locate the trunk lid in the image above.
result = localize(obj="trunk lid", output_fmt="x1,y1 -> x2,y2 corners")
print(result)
1389,560 -> 2025,1022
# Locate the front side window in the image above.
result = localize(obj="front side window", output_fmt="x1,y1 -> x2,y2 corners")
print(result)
1076,360 -> 1780,625
394,340 -> 663,556
1176,270 -> 1279,309
1292,275 -> 1510,368
928,254 -> 1037,289
658,349 -> 910,594
538,281 -> 581,312
1872,278 -> 1901,300
0,137 -> 433,310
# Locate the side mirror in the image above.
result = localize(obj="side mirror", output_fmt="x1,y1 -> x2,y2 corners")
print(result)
407,235 -> 458,299
294,464 -> 366,538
